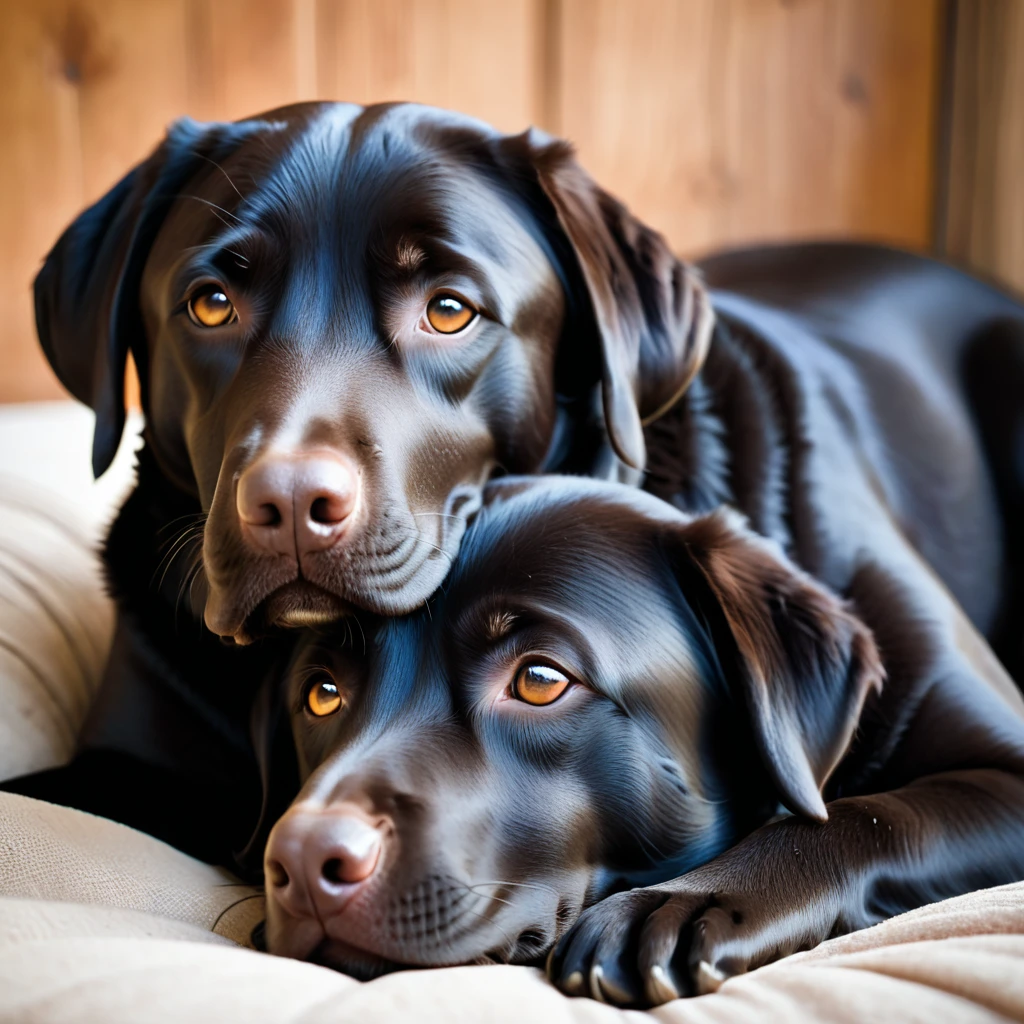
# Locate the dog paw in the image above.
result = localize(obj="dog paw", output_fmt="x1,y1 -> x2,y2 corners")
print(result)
548,885 -> 795,1007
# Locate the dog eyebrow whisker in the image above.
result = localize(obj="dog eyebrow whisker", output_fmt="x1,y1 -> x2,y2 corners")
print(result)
175,193 -> 242,229
352,614 -> 367,654
483,610 -> 517,641
221,246 -> 250,268
394,239 -> 426,271
190,150 -> 246,202
178,241 -> 249,268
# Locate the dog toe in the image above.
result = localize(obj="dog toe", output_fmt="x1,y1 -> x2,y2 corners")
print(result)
637,891 -> 708,1003
685,904 -> 755,990
549,889 -> 667,1006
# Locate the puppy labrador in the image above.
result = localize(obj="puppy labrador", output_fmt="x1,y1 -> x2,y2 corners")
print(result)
261,477 -> 1024,1006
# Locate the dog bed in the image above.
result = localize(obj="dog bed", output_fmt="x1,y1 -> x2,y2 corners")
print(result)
1,401 -> 1023,1024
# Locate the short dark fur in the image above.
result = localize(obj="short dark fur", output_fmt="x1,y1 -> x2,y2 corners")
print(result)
6,100 -> 1024,938
6,102 -> 712,858
263,477 -> 1024,1006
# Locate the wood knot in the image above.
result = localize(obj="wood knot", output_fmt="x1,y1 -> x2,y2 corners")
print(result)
47,4 -> 113,86
841,72 -> 869,106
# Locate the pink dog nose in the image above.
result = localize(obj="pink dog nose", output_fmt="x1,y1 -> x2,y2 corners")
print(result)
237,451 -> 358,558
265,805 -> 384,919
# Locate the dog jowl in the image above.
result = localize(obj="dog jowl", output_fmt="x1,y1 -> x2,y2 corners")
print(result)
35,102 -> 711,642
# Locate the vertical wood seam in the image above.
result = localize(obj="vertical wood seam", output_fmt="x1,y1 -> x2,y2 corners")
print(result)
538,0 -> 561,133
933,0 -> 962,257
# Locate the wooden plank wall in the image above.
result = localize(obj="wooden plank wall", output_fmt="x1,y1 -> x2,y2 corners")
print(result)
1,0 -> 943,403
939,0 -> 1024,295
556,0 -> 942,257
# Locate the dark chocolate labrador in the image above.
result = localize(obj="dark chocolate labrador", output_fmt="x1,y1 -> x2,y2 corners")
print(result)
11,99 -> 1024,874
8,101 -> 711,857
36,101 -> 709,642
262,477 -> 1024,1005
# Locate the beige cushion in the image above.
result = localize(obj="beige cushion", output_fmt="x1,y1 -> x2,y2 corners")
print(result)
0,883 -> 1022,1023
0,792 -> 263,946
0,402 -> 137,780
1,400 -> 1024,1022
0,898 -> 240,947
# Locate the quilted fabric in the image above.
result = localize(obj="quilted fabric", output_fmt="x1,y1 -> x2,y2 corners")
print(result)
0,897 -> 240,947
0,792 -> 263,946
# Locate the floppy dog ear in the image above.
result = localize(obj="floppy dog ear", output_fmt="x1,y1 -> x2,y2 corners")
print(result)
506,131 -> 714,470
674,510 -> 884,821
34,116 -> 269,477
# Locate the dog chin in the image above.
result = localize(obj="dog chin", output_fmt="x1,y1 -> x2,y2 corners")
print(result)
260,581 -> 353,629
308,937 -> 402,980
215,543 -> 458,641
217,584 -> 352,643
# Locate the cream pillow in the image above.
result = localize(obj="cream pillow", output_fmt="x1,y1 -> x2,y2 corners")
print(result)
0,402 -> 136,781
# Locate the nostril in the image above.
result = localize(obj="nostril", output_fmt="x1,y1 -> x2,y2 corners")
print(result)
267,860 -> 290,888
239,497 -> 283,528
258,502 -> 282,527
308,491 -> 353,526
321,858 -> 345,884
309,496 -> 336,525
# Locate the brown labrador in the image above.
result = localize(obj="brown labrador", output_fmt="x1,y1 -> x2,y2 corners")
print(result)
34,102 -> 710,643
11,101 -> 711,856
13,100 -> 1024,873
261,476 -> 1024,1006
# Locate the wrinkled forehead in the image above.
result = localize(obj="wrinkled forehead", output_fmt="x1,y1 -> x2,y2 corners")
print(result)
151,103 -> 551,305
440,478 -> 693,670
452,477 -> 684,596
238,104 -> 534,254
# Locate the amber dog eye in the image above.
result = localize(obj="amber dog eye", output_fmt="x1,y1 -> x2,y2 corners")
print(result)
188,287 -> 237,327
305,674 -> 344,717
425,293 -> 476,334
513,663 -> 571,706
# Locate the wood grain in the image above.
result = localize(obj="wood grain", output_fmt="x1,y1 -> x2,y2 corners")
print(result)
187,0 -> 309,122
555,0 -> 943,257
73,0 -> 190,206
940,0 -> 1024,294
316,0 -> 543,132
0,0 -> 948,404
1,1 -> 87,401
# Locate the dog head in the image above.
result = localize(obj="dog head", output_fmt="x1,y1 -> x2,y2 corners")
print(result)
261,477 -> 882,974
35,103 -> 714,641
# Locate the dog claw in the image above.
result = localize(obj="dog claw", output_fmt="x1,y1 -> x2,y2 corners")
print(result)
588,964 -> 633,1005
695,960 -> 727,995
562,970 -> 585,996
646,964 -> 681,1005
